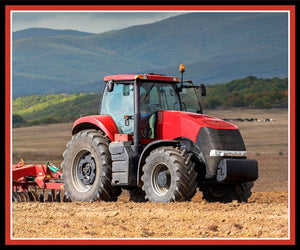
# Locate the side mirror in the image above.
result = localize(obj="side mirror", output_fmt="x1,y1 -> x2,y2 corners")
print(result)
107,80 -> 114,92
200,84 -> 206,96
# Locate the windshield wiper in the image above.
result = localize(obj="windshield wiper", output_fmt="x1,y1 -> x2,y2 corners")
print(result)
141,83 -> 155,102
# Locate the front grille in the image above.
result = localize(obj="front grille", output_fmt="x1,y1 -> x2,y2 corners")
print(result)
196,127 -> 246,177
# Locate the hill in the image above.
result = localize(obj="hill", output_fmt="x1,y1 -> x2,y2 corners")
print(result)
202,76 -> 288,109
13,93 -> 100,127
12,13 -> 288,98
13,28 -> 94,41
12,76 -> 288,127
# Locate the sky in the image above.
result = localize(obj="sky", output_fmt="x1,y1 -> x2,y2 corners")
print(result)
12,12 -> 185,34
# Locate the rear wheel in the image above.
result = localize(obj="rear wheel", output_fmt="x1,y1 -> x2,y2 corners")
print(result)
62,129 -> 121,202
141,146 -> 197,203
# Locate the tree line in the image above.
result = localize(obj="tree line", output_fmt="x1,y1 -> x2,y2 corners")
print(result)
199,76 -> 288,109
13,76 -> 288,127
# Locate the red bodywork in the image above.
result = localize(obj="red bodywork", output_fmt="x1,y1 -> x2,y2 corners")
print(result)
156,110 -> 238,142
104,74 -> 179,82
73,111 -> 238,144
12,161 -> 64,191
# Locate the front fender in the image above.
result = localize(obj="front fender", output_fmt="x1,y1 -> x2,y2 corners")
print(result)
72,115 -> 119,141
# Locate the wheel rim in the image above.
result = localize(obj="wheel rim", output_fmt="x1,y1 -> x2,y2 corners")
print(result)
72,150 -> 96,192
151,163 -> 171,196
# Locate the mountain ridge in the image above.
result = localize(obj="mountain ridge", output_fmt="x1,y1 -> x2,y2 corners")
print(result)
12,12 -> 288,98
13,27 -> 94,41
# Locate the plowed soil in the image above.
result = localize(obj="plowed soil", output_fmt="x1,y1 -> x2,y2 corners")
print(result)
11,109 -> 292,240
12,191 -> 289,239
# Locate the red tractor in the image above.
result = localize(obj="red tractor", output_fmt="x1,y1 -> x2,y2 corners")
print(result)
62,65 -> 258,203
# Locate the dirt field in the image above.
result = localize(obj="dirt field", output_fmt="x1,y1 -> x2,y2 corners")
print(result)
12,191 -> 288,239
11,109 -> 292,240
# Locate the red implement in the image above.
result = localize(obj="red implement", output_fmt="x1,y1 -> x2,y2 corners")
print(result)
12,160 -> 68,202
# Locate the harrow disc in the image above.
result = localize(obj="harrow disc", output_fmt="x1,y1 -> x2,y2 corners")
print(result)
21,192 -> 30,202
63,192 -> 72,202
13,192 -> 25,202
12,192 -> 20,202
47,192 -> 53,202
39,191 -> 45,202
27,191 -> 39,202
12,190 -> 69,202
55,190 -> 61,202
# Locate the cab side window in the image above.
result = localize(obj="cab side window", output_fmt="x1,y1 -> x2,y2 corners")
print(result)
100,83 -> 134,134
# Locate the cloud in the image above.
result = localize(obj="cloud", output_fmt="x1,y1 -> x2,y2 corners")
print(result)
12,12 -> 184,33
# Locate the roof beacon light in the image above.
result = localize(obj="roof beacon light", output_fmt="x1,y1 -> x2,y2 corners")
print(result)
179,64 -> 185,73
179,64 -> 185,85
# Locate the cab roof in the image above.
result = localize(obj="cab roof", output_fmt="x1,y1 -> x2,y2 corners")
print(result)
104,73 -> 179,83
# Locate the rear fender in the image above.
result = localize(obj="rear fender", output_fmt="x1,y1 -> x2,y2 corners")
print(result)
72,115 -> 119,141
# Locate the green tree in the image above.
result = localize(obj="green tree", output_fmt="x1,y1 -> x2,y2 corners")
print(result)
12,114 -> 27,124
253,97 -> 272,109
206,97 -> 222,109
225,93 -> 247,107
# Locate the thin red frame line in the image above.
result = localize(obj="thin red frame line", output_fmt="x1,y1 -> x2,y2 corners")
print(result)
5,5 -> 295,11
5,5 -> 296,246
5,238 -> 295,246
287,5 -> 296,246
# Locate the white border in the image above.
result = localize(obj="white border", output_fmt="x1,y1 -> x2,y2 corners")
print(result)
10,9 -> 291,242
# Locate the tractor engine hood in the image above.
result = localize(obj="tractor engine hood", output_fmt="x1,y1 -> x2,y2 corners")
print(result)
156,110 -> 238,142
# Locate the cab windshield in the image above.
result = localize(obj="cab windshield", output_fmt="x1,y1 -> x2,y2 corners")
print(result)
140,82 -> 181,114
179,87 -> 203,114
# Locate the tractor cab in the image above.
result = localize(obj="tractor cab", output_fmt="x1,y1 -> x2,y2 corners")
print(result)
100,69 -> 206,142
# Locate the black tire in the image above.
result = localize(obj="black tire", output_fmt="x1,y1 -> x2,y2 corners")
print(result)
200,182 -> 254,203
128,187 -> 148,203
141,146 -> 197,203
233,182 -> 254,202
61,129 -> 121,202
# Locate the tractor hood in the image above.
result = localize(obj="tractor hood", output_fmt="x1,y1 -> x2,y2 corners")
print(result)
156,110 -> 238,142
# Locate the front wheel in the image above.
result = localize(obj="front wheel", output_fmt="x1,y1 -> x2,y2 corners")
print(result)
141,146 -> 197,203
200,182 -> 254,203
61,129 -> 121,202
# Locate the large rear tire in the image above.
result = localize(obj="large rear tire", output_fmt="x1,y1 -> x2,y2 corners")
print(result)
141,146 -> 197,203
62,129 -> 121,202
